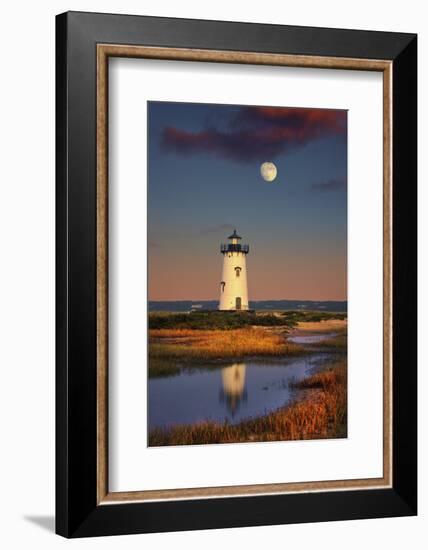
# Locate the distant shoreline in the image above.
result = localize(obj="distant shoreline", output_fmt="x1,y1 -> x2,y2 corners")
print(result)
149,299 -> 347,313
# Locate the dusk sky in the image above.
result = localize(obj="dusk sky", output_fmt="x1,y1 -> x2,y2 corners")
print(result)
148,101 -> 347,301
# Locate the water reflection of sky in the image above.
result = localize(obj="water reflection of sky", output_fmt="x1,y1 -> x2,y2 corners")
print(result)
287,333 -> 337,344
148,355 -> 328,430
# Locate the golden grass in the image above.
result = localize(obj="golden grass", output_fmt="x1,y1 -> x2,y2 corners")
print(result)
149,328 -> 304,366
150,329 -> 204,338
315,332 -> 347,350
289,367 -> 344,390
149,362 -> 347,445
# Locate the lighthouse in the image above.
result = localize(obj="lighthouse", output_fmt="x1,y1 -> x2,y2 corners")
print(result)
219,229 -> 250,311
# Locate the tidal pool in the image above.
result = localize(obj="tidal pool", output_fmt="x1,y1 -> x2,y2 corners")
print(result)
148,353 -> 331,430
287,333 -> 337,344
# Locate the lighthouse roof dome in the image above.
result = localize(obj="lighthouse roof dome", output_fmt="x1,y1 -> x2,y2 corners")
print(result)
228,229 -> 242,240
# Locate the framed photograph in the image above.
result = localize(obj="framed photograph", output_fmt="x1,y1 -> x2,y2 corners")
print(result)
56,11 -> 417,537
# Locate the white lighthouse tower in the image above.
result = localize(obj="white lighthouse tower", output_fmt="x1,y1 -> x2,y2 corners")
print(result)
219,229 -> 250,311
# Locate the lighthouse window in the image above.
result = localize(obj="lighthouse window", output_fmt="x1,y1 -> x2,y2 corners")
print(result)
235,267 -> 241,278
220,281 -> 226,292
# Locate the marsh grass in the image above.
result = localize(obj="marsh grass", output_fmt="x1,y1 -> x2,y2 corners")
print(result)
281,311 -> 347,323
148,358 -> 181,378
313,331 -> 347,350
149,361 -> 347,445
149,328 -> 305,375
148,310 -> 346,330
289,366 -> 344,390
149,311 -> 293,330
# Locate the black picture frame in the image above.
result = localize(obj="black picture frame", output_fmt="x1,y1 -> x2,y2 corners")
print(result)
56,11 -> 417,538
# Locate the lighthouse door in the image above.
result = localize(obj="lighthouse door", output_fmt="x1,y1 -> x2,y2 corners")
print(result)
235,297 -> 242,310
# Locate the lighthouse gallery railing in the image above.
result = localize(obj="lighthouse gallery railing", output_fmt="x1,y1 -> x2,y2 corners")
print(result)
220,243 -> 249,253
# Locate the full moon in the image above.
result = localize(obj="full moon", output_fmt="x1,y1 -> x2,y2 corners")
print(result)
260,161 -> 277,182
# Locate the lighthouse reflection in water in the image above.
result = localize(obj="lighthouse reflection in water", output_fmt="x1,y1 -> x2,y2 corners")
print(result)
219,363 -> 247,416
148,356 -> 320,430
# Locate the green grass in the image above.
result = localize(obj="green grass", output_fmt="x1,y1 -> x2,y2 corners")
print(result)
148,311 -> 293,330
280,310 -> 347,323
148,310 -> 346,331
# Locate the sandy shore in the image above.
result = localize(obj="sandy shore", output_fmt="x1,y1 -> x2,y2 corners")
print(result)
294,319 -> 347,333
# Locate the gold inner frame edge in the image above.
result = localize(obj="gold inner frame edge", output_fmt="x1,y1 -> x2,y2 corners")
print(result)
96,44 -> 393,504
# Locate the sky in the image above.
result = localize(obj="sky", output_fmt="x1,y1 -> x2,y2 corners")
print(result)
148,101 -> 347,301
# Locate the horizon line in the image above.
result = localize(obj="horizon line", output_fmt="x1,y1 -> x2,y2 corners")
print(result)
149,298 -> 348,302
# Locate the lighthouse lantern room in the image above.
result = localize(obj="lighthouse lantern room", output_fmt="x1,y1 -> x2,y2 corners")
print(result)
219,229 -> 249,311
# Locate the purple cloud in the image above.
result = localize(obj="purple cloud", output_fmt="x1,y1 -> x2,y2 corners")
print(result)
161,106 -> 347,163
